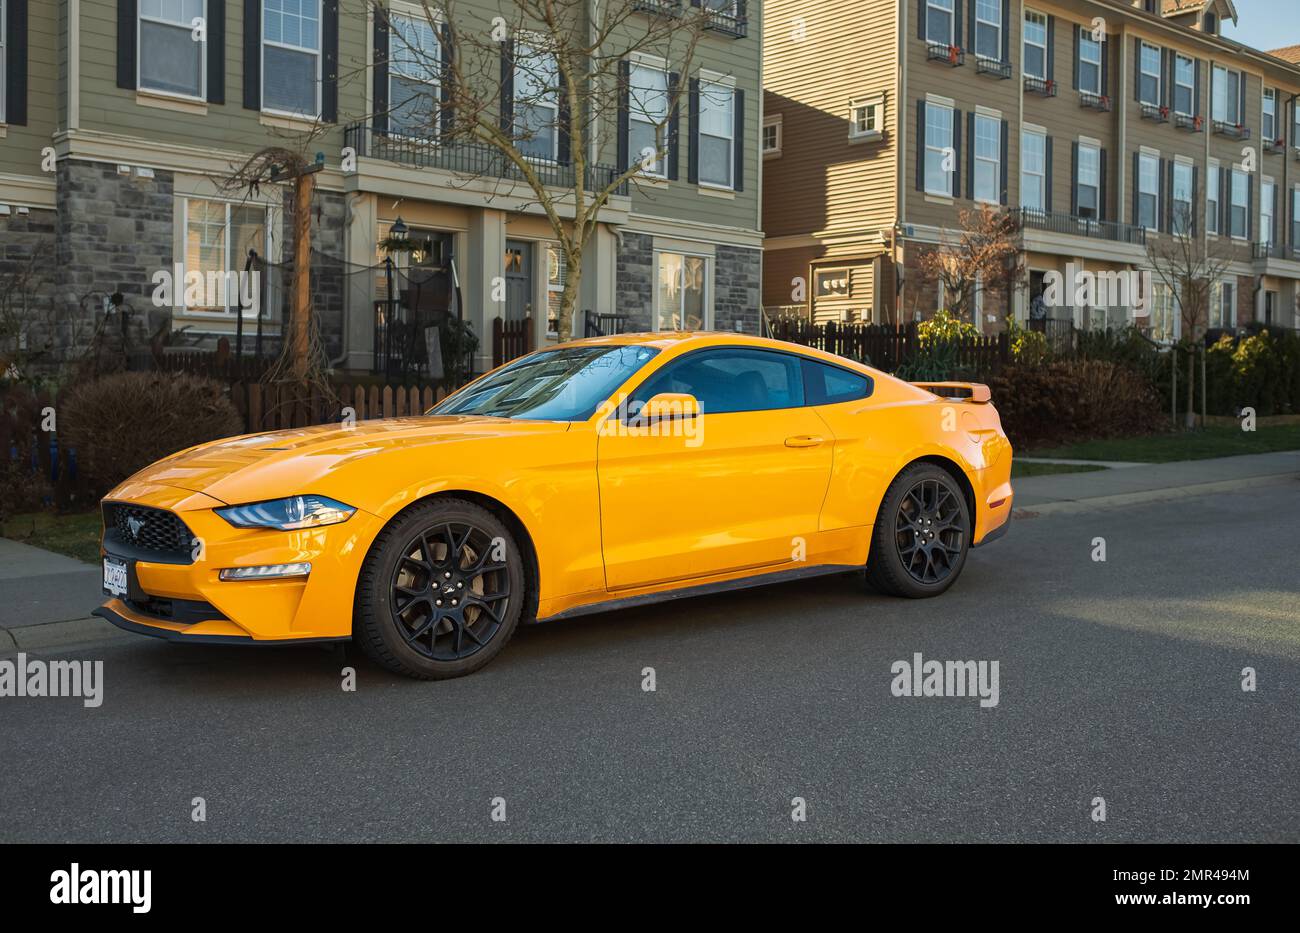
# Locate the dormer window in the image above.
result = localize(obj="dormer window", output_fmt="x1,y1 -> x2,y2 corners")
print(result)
1204,12 -> 1218,35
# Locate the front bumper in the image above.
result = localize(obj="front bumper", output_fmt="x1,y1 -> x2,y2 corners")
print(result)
96,480 -> 384,642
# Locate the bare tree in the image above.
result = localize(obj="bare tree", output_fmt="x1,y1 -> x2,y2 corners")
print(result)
1145,192 -> 1233,428
916,206 -> 1026,328
362,0 -> 722,338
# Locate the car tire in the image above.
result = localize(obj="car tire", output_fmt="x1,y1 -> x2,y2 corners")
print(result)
354,498 -> 526,680
865,463 -> 971,599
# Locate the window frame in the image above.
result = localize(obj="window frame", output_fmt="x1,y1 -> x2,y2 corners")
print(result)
1229,168 -> 1248,240
515,38 -> 561,164
761,116 -> 782,156
178,196 -> 274,319
261,0 -> 323,119
1022,9 -> 1047,81
628,60 -> 670,180
1207,158 -> 1220,235
924,100 -> 955,198
848,96 -> 883,140
814,267 -> 852,300
1076,141 -> 1101,220
0,0 -> 6,124
973,112 -> 1001,205
1263,88 -> 1277,142
974,0 -> 1003,62
653,249 -> 711,332
1211,64 -> 1240,125
1173,53 -> 1194,117
1020,128 -> 1046,210
138,0 -> 208,102
697,78 -> 736,190
1260,178 -> 1275,246
1171,160 -> 1193,236
1137,151 -> 1160,231
926,0 -> 955,47
1138,41 -> 1162,107
386,9 -> 443,142
1149,282 -> 1180,344
1078,33 -> 1102,96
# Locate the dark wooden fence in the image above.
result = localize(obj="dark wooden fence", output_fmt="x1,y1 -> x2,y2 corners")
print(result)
493,317 -> 534,367
769,320 -> 1010,375
229,379 -> 457,433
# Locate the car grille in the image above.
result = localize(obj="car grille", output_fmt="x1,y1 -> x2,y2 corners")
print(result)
103,503 -> 196,562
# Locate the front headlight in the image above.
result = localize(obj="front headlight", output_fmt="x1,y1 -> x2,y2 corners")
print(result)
216,495 -> 356,531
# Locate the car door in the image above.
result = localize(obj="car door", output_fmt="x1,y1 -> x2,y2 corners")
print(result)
597,347 -> 834,590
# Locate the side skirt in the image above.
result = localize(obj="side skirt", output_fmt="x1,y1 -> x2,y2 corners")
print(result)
541,563 -> 863,624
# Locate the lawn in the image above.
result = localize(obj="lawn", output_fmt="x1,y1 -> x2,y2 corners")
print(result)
0,511 -> 102,564
1010,461 -> 1107,478
1024,424 -> 1300,463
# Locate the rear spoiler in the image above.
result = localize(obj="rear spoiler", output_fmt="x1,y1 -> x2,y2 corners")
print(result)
911,382 -> 992,404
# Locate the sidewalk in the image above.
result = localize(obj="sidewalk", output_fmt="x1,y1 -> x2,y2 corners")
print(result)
2,449 -> 1297,653
1011,449 -> 1300,509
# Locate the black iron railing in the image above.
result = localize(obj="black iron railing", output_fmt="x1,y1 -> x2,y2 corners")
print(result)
1263,138 -> 1286,154
344,124 -> 628,196
1140,103 -> 1169,123
1024,75 -> 1057,96
1173,112 -> 1203,132
976,57 -> 1012,79
585,310 -> 631,338
927,43 -> 965,66
632,0 -> 682,16
1212,120 -> 1250,139
1014,207 -> 1147,245
703,0 -> 748,38
1253,241 -> 1300,261
1079,91 -> 1111,112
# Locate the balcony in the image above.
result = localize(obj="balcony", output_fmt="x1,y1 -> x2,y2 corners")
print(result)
1173,112 -> 1204,132
1263,137 -> 1287,154
1079,91 -> 1111,112
927,43 -> 966,66
632,0 -> 683,15
1253,241 -> 1300,262
343,123 -> 628,196
702,1 -> 748,38
975,57 -> 1012,80
1212,120 -> 1250,139
1013,208 -> 1147,246
1140,103 -> 1170,123
1023,76 -> 1057,97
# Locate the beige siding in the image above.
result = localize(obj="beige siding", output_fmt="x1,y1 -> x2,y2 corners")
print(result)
0,0 -> 60,181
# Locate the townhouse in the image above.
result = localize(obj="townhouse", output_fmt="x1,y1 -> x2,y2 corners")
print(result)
0,1 -> 763,375
761,0 -> 1300,338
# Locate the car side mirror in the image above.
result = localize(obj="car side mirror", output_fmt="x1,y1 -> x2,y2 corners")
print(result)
637,392 -> 701,424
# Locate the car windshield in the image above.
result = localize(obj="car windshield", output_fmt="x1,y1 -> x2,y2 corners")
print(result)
429,345 -> 660,421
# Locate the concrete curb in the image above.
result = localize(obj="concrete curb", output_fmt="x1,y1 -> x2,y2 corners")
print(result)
0,616 -> 130,655
1012,472 -> 1297,518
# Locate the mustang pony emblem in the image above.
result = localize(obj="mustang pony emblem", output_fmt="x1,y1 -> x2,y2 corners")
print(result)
126,515 -> 146,538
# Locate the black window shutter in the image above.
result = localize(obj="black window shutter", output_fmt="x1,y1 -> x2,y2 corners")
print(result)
1132,152 -> 1140,226
1238,76 -> 1247,127
440,22 -> 454,137
687,77 -> 700,183
617,60 -> 630,172
1100,31 -> 1109,96
954,2 -> 963,48
322,0 -> 338,122
243,0 -> 260,110
1133,39 -> 1141,102
999,119 -> 1009,205
917,0 -> 926,41
1221,166 -> 1230,234
117,0 -> 137,90
206,0 -> 225,104
1194,59 -> 1202,117
1161,159 -> 1170,232
1072,26 -> 1080,90
1161,48 -> 1170,108
558,76 -> 572,167
1046,17 -> 1055,84
666,72 -> 680,181
1070,142 -> 1079,215
1001,0 -> 1010,62
500,40 -> 515,133
1247,173 -> 1254,240
952,109 -> 962,196
965,112 -> 974,200
966,0 -> 974,54
372,9 -> 389,134
1045,136 -> 1054,212
915,100 -> 926,192
1191,165 -> 1199,235
1099,148 -> 1108,221
5,0 -> 28,124
733,88 -> 745,192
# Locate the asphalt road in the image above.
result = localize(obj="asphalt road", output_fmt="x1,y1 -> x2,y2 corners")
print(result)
2,485 -> 1298,843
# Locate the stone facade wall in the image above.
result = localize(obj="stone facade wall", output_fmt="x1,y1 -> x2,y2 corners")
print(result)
0,207 -> 58,366
614,232 -> 654,330
713,245 -> 762,335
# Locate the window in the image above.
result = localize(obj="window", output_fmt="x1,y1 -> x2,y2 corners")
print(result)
1210,280 -> 1236,329
761,118 -> 781,155
1138,42 -> 1161,107
1173,54 -> 1194,116
815,269 -> 851,299
516,42 -> 560,161
1263,88 -> 1277,142
924,102 -> 954,196
546,245 -> 566,337
656,251 -> 708,331
182,198 -> 269,315
1137,153 -> 1159,230
926,0 -> 954,46
1023,11 -> 1047,80
1212,65 -> 1240,124
1078,34 -> 1102,95
801,359 -> 872,406
0,0 -> 6,123
1261,179 -> 1275,245
1172,162 -> 1193,235
1021,129 -> 1046,210
699,80 -> 735,188
974,113 -> 1000,203
1230,169 -> 1248,238
1150,284 -> 1178,344
975,0 -> 1002,60
628,62 -> 669,177
388,12 -> 441,138
1077,142 -> 1100,219
139,0 -> 206,99
1293,188 -> 1300,247
849,98 -> 882,139
1207,161 -> 1220,234
635,349 -> 804,415
263,0 -> 321,116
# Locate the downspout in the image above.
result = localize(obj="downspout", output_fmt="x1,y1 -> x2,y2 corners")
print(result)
896,0 -> 908,325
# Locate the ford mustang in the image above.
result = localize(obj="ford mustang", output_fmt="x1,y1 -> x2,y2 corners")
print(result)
94,332 -> 1013,679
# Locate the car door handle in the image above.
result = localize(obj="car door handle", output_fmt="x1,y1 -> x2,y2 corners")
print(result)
785,435 -> 824,448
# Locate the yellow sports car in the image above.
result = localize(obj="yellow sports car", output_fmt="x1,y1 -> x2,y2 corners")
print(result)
94,332 -> 1013,679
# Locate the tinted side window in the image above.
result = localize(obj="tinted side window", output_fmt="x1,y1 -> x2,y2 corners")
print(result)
633,349 -> 805,414
801,359 -> 873,406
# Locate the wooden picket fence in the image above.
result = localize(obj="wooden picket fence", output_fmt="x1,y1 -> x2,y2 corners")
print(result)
493,316 -> 534,367
230,379 -> 458,433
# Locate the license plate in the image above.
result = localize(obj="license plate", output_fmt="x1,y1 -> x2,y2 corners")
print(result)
103,557 -> 129,598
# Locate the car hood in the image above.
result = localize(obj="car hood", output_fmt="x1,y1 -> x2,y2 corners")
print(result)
114,415 -> 570,506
